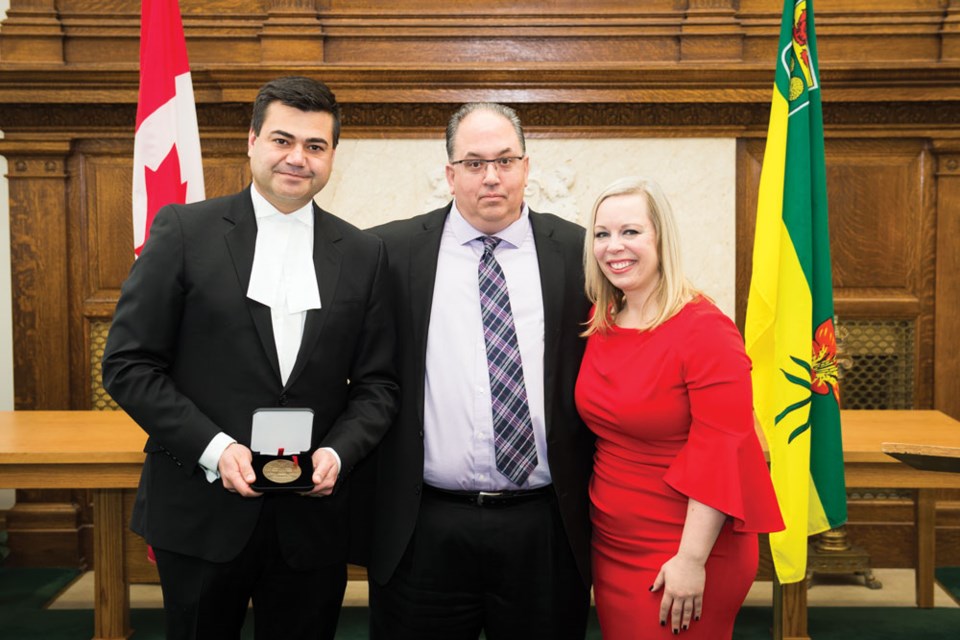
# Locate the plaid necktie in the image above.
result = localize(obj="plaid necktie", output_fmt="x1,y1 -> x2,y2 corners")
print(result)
478,236 -> 538,486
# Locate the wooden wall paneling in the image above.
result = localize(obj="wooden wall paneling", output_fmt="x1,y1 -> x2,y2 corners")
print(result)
680,0 -> 742,62
188,135 -> 255,203
0,0 -> 64,64
932,140 -> 960,420
735,137 -> 764,330
824,139 -> 936,408
2,1 -> 956,68
71,134 -> 251,414
737,136 -> 933,312
260,0 -> 325,63
826,140 -> 925,302
1,140 -> 73,410
737,137 -> 936,406
76,133 -> 251,406
0,137 -> 91,568
807,6 -> 947,65
70,139 -> 135,411
917,141 -> 939,411
57,4 -> 138,67
945,0 -> 960,60
2,489 -> 84,567
845,493 -> 917,569
321,0 -> 680,12
840,495 -> 960,569
936,498 -> 960,567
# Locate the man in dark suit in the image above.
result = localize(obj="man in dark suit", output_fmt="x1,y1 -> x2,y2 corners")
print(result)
102,76 -> 398,640
365,103 -> 594,639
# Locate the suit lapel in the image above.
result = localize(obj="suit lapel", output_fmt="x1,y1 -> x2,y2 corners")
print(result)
530,210 -> 565,434
286,203 -> 342,389
224,188 -> 283,382
411,206 -> 449,425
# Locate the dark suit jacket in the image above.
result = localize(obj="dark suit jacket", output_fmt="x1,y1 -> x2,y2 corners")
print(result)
363,204 -> 594,586
102,187 -> 399,569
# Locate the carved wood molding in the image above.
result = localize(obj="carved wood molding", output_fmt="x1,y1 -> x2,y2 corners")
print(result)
2,0 -> 957,65
2,101 -> 959,140
2,65 -> 960,108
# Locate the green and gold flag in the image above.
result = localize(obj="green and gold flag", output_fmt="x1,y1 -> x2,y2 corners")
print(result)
744,0 -> 847,585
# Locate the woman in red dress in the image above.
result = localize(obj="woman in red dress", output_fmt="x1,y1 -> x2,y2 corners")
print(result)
575,177 -> 784,638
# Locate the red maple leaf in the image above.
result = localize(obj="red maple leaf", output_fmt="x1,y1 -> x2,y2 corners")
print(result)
142,145 -> 188,252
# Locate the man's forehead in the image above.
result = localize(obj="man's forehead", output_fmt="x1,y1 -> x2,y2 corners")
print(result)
454,112 -> 520,150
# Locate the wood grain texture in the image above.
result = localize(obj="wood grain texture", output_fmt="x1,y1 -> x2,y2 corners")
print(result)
2,0 -> 960,609
93,489 -> 130,639
933,142 -> 960,421
3,0 -> 955,67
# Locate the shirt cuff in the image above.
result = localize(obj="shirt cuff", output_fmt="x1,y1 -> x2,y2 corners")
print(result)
321,447 -> 342,476
198,432 -> 238,483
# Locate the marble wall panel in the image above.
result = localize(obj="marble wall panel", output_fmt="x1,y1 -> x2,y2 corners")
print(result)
316,137 -> 737,318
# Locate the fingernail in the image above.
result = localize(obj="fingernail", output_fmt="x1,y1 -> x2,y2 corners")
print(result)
695,616 -> 700,622
649,585 -> 654,591
660,620 -> 665,626
682,625 -> 688,630
673,630 -> 679,636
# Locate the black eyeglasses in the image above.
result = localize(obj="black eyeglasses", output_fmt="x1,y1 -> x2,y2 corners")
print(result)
449,156 -> 525,174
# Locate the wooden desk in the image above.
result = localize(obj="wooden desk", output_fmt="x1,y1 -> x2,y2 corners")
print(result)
841,410 -> 960,609
3,410 -> 960,639
882,442 -> 960,474
774,409 -> 960,640
0,411 -> 145,640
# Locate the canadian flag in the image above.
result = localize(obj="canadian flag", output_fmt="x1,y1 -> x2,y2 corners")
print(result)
132,0 -> 205,256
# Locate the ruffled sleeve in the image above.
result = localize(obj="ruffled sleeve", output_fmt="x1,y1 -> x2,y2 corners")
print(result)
662,302 -> 785,533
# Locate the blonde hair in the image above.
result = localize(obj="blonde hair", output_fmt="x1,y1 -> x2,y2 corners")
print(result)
582,176 -> 700,336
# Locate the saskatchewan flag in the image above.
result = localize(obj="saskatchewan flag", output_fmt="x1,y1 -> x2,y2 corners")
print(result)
744,0 -> 847,585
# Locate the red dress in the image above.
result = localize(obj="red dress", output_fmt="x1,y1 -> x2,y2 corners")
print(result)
575,298 -> 783,639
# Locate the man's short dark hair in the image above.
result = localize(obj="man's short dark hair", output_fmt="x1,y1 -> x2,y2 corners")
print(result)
250,76 -> 341,147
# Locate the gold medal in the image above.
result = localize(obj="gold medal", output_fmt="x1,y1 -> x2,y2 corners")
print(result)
262,459 -> 302,484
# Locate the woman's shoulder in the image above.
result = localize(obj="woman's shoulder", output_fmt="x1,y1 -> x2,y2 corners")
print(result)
683,295 -> 724,318
675,296 -> 743,347
672,295 -> 731,328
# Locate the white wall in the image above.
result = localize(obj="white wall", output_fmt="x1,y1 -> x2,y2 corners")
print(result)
1,0 -> 16,511
316,137 -> 738,317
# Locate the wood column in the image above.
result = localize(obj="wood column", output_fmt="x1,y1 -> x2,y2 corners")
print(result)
2,142 -> 72,409
1,141 -> 86,567
932,140 -> 960,421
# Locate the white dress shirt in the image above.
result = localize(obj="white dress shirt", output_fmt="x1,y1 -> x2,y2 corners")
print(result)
198,188 -> 325,482
422,203 -> 550,490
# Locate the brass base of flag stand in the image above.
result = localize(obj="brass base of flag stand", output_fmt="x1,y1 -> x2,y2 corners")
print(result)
805,526 -> 882,590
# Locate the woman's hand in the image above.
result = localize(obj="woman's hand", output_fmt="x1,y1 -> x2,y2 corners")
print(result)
651,553 -> 705,633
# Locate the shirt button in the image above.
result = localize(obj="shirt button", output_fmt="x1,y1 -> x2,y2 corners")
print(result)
414,484 -> 421,495
279,394 -> 288,406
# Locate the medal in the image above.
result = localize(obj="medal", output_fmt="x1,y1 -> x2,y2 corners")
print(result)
262,458 -> 302,484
